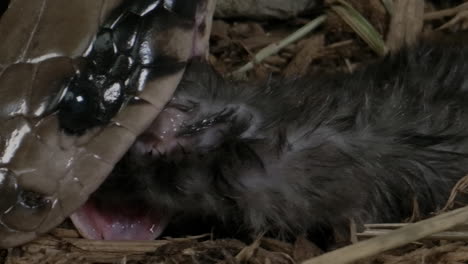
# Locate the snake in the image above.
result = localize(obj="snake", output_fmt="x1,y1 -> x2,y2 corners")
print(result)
0,0 -> 215,248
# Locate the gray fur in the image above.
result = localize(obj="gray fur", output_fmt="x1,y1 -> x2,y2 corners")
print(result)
94,42 -> 468,246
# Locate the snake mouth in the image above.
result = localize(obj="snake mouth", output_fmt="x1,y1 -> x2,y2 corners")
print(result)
70,196 -> 170,240
67,0 -> 213,241
69,105 -> 188,241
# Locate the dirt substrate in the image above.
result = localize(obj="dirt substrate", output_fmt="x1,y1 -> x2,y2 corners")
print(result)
5,0 -> 468,263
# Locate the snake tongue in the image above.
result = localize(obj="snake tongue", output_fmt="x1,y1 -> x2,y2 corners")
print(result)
70,200 -> 170,240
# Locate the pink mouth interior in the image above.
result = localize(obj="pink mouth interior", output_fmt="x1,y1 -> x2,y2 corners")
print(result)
70,200 -> 170,240
70,107 -> 189,240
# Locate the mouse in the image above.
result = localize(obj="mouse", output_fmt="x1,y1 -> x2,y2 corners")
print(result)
77,40 -> 468,248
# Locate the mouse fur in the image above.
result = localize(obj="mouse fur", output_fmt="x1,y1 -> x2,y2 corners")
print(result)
94,41 -> 468,247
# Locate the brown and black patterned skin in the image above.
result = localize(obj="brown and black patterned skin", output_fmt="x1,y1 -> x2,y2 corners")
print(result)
96,41 -> 468,247
0,0 -> 214,248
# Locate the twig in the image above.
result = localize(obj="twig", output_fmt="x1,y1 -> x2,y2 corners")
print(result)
331,0 -> 387,56
424,2 -> 468,20
8,236 -> 172,263
442,175 -> 468,212
364,223 -> 468,232
325,39 -> 354,49
381,0 -> 394,16
385,0 -> 424,52
26,236 -> 169,253
235,236 -> 262,262
364,223 -> 407,229
358,230 -> 468,241
49,228 -> 81,238
302,205 -> 468,264
436,10 -> 468,30
230,15 -> 327,76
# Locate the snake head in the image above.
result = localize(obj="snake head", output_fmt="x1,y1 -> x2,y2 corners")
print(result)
0,0 -> 215,248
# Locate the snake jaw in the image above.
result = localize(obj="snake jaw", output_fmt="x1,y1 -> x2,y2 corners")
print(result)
70,199 -> 170,240
67,0 -> 214,242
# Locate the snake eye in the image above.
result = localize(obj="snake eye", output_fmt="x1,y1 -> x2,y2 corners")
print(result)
57,72 -> 125,135
57,75 -> 102,135
62,89 -> 92,116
